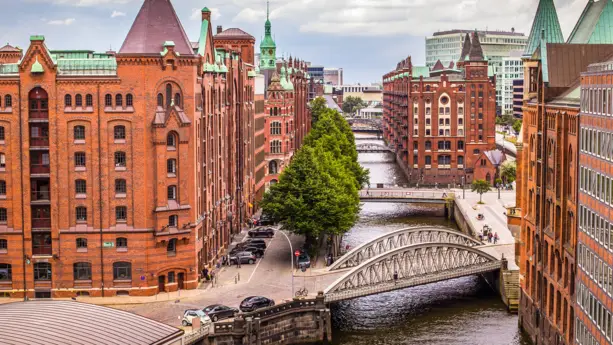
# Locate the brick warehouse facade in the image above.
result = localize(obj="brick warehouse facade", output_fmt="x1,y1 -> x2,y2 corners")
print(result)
516,0 -> 613,344
382,31 -> 497,186
0,0 -> 263,298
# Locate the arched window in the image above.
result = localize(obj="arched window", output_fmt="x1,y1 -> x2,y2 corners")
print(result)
473,149 -> 480,155
114,125 -> 126,140
115,94 -> 123,107
167,159 -> 177,174
75,94 -> 83,107
167,238 -> 177,254
0,180 -> 5,196
73,126 -> 85,140
105,94 -> 112,107
34,262 -> 51,281
114,151 -> 126,167
113,262 -> 131,280
425,85 -> 431,91
174,93 -> 181,107
76,238 -> 87,249
0,263 -> 11,281
458,156 -> 464,165
270,140 -> 282,154
270,122 -> 281,135
167,133 -> 177,148
115,206 -> 127,221
425,155 -> 432,165
116,237 -> 127,248
115,179 -> 127,194
4,95 -> 11,108
157,93 -> 164,107
269,160 -> 278,174
0,126 -> 4,141
75,179 -> 86,194
85,94 -> 93,107
166,84 -> 172,107
167,185 -> 177,200
458,141 -> 464,150
269,108 -> 273,116
73,262 -> 92,280
169,215 -> 178,228
76,206 -> 87,222
126,94 -> 133,107
65,94 -> 72,107
274,107 -> 278,116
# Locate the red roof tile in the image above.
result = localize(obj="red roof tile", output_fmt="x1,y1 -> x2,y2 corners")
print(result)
214,28 -> 255,40
0,44 -> 20,52
119,0 -> 193,56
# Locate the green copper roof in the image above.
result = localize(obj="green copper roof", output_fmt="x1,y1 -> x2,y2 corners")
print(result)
567,0 -> 613,44
523,0 -> 564,57
30,35 -> 44,42
31,57 -> 44,73
248,70 -> 257,77
412,66 -> 430,78
0,64 -> 18,75
57,58 -> 117,76
202,7 -> 211,12
260,1 -> 276,49
198,19 -> 209,57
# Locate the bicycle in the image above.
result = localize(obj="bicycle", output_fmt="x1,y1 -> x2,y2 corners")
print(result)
295,287 -> 308,297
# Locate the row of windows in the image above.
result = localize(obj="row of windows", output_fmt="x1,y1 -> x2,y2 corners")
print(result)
578,243 -> 613,296
0,262 -> 132,282
75,206 -> 127,222
0,95 -> 12,108
73,152 -> 126,168
577,282 -> 612,343
73,125 -> 128,141
103,94 -> 134,108
64,94 -> 95,108
579,204 -> 613,252
580,127 -> 613,161
269,121 -> 293,136
414,140 -> 464,151
576,318 -> 601,345
579,167 -> 613,206
413,155 -> 464,165
414,118 -> 463,126
581,87 -> 613,116
270,140 -> 293,154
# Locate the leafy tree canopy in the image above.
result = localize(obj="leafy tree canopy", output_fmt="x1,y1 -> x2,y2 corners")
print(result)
500,160 -> 517,183
471,179 -> 491,203
342,96 -> 367,115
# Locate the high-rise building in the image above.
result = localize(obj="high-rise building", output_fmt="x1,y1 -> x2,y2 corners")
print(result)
512,80 -> 524,118
500,52 -> 524,115
0,1 -> 259,298
517,1 -> 613,344
383,32 -> 498,186
323,68 -> 343,85
426,29 -> 527,114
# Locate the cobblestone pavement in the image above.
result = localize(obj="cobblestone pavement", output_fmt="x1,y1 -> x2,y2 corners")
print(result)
111,230 -> 344,326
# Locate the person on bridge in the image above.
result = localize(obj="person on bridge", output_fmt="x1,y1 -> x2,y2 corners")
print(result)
487,232 -> 493,243
493,232 -> 499,244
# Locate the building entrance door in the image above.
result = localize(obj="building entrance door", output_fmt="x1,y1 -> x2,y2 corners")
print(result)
158,275 -> 165,293
177,273 -> 184,290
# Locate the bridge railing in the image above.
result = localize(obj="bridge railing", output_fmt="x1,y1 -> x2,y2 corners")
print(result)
359,190 -> 454,199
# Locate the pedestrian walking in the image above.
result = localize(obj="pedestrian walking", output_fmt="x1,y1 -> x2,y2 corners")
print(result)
479,232 -> 484,242
203,267 -> 209,281
487,232 -> 493,243
494,232 -> 499,244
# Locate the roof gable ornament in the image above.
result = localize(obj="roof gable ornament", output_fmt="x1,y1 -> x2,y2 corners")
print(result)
31,57 -> 44,74
160,41 -> 179,70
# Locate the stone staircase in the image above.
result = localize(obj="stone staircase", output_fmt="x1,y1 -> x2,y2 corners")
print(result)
501,269 -> 520,313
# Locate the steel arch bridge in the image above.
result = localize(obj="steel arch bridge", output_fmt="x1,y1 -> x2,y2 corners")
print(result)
328,227 -> 481,270
324,243 -> 501,303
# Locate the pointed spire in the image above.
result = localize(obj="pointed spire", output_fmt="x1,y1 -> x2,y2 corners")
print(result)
567,0 -> 613,44
459,33 -> 471,61
469,31 -> 485,61
267,0 -> 270,21
523,0 -> 564,57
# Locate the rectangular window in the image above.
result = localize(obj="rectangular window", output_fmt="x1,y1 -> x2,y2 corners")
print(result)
75,152 -> 86,167
116,206 -> 127,222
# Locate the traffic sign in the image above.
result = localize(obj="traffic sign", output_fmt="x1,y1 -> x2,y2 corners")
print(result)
103,242 -> 114,248
294,250 -> 300,257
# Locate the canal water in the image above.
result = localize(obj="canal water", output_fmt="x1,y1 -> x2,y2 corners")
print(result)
327,134 -> 530,345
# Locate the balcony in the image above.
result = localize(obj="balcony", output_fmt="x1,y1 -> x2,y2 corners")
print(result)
30,137 -> 49,147
30,163 -> 50,175
32,232 -> 52,256
31,191 -> 50,203
32,218 -> 51,229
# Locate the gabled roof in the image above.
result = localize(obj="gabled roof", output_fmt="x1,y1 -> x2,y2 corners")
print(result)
567,0 -> 613,44
523,0 -> 564,57
469,31 -> 485,60
431,59 -> 445,71
0,44 -> 20,52
214,28 -> 255,40
484,150 -> 505,166
119,0 -> 193,56
540,43 -> 613,86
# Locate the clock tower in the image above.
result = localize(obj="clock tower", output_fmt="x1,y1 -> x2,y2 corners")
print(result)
259,0 -> 277,71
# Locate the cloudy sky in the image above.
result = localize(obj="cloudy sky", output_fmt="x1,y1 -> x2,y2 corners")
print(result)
0,0 -> 590,83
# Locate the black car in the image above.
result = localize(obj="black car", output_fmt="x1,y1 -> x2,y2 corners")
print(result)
229,251 -> 257,264
231,246 -> 265,258
258,214 -> 274,226
239,296 -> 275,312
248,227 -> 275,238
203,304 -> 238,322
240,239 -> 267,250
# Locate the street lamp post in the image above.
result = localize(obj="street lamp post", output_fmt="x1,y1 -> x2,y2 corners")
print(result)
461,176 -> 465,199
277,230 -> 295,296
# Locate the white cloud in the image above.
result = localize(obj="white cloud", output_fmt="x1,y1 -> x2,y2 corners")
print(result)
111,10 -> 126,18
47,18 -> 76,25
30,0 -> 134,6
191,7 -> 221,21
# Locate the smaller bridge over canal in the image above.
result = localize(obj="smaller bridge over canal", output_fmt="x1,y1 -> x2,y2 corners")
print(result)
356,143 -> 394,153
359,189 -> 453,204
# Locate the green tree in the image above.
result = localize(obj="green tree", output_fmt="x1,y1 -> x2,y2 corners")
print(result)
471,179 -> 491,203
342,96 -> 367,115
512,119 -> 522,134
500,160 -> 517,183
309,97 -> 327,125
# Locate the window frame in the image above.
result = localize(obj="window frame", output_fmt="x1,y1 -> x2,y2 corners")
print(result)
33,262 -> 51,281
112,261 -> 131,281
114,126 -> 126,141
115,206 -> 127,222
75,179 -> 87,195
73,126 -> 86,141
76,206 -> 87,222
73,262 -> 92,281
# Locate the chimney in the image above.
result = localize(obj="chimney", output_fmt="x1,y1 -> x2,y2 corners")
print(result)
217,26 -> 223,34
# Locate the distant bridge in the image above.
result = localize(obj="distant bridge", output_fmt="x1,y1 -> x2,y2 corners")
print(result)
359,189 -> 453,204
356,143 -> 393,153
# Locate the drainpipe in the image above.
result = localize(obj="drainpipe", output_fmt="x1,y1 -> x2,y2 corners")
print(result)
18,82 -> 27,301
97,85 -> 105,297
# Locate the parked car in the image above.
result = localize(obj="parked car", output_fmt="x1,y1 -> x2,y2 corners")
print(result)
248,227 -> 275,238
229,251 -> 257,265
182,309 -> 212,327
239,296 -> 275,312
296,251 -> 311,269
258,214 -> 275,226
202,304 -> 238,322
240,239 -> 267,250
231,246 -> 265,258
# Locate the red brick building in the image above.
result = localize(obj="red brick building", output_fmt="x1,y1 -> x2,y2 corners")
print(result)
382,31 -> 497,186
0,0 -> 258,298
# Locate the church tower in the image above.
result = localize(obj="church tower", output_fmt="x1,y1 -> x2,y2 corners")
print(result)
259,0 -> 277,71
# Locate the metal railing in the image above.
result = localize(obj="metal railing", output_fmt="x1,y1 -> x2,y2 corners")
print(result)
359,190 -> 454,200
31,191 -> 50,202
30,164 -> 50,174
32,244 -> 52,256
32,218 -> 51,229
183,325 -> 211,345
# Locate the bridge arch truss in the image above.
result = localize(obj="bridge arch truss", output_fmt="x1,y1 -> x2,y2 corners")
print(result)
329,227 -> 481,270
324,243 -> 501,303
